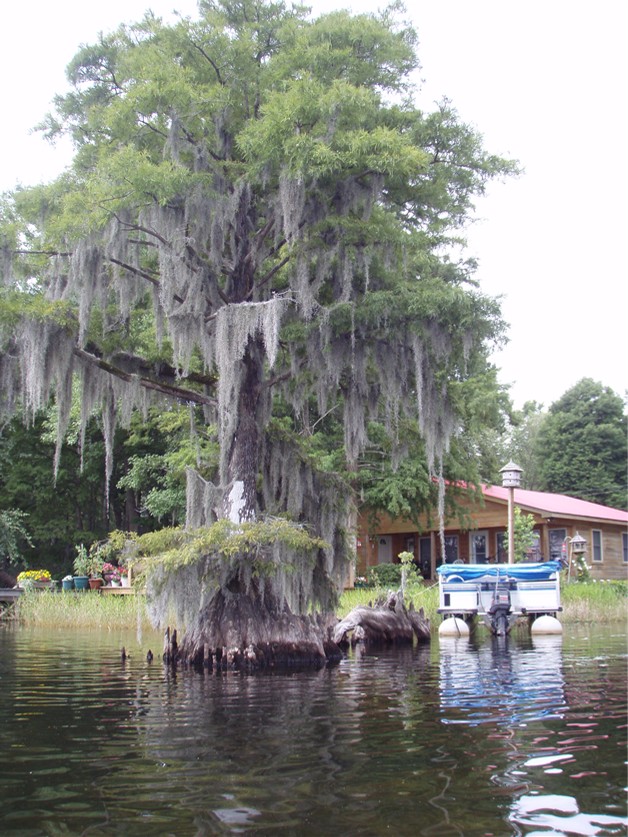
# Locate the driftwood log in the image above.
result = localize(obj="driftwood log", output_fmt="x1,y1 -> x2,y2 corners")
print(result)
333,590 -> 430,648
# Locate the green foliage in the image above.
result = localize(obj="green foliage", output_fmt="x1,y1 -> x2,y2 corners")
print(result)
537,379 -> 627,508
81,531 -> 135,576
136,517 -> 327,572
358,421 -> 434,524
398,549 -> 422,588
367,562 -> 402,588
506,400 -> 546,490
506,506 -> 537,563
572,551 -> 591,583
443,365 -> 512,486
118,407 -> 220,526
72,544 -> 92,577
0,291 -> 77,335
0,509 -> 33,566
0,415 -> 112,574
0,403 -> 172,569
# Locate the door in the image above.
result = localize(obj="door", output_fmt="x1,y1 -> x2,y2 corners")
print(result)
470,531 -> 489,564
377,536 -> 392,564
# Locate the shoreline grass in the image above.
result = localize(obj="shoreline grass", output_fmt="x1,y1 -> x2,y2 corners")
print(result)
3,580 -> 625,632
341,580 -> 627,626
4,589 -> 155,632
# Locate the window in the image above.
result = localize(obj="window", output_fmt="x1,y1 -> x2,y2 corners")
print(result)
623,533 -> 628,564
592,530 -> 603,563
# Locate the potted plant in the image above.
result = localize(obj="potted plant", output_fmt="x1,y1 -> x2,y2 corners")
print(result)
62,574 -> 74,591
86,548 -> 104,590
17,569 -> 52,590
73,545 -> 91,590
103,562 -> 123,586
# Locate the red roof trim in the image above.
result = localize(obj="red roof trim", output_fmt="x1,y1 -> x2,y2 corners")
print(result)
481,485 -> 628,523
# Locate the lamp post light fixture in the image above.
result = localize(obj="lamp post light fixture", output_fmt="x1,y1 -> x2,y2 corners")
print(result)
500,461 -> 523,564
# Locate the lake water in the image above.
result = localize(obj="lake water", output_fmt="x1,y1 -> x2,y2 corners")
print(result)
0,623 -> 626,836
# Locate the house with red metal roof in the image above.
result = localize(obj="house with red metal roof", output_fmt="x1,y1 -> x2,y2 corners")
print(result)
356,485 -> 628,582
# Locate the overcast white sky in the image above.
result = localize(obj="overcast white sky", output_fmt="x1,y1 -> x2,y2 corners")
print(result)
1,0 -> 626,409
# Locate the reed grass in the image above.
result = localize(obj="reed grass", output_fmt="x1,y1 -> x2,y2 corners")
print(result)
5,580 -> 625,632
10,589 -> 153,631
559,580 -> 627,624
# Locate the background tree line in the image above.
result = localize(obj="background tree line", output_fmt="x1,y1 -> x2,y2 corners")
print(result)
1,375 -> 625,577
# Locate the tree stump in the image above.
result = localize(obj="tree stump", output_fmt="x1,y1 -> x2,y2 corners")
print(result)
333,590 -> 430,648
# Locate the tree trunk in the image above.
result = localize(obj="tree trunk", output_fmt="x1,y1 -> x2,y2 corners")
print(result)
221,340 -> 263,523
332,590 -> 431,647
164,580 -> 343,671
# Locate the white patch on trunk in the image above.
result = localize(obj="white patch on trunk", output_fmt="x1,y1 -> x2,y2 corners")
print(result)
226,480 -> 247,524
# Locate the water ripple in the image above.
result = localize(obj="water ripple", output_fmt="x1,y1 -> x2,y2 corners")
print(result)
0,625 -> 625,835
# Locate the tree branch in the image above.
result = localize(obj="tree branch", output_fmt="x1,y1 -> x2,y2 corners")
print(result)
189,38 -> 225,86
12,249 -> 72,258
74,347 -> 216,407
106,256 -> 187,306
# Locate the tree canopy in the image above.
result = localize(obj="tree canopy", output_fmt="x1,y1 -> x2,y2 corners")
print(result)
536,378 -> 627,509
0,0 -> 515,664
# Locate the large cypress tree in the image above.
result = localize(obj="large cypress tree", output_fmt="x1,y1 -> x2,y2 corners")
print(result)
0,0 -> 514,667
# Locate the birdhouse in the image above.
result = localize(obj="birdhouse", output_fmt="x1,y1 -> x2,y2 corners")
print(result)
500,461 -> 523,488
571,532 -> 586,554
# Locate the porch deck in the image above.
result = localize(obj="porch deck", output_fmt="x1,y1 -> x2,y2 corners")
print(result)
0,588 -> 23,603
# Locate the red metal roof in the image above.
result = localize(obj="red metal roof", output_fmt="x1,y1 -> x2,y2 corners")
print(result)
482,485 -> 628,523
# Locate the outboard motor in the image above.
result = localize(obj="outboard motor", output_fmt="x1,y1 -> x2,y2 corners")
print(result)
488,580 -> 512,636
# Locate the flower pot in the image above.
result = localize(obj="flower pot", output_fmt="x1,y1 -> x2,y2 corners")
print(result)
110,580 -> 121,587
62,578 -> 74,591
120,575 -> 130,588
88,578 -> 104,590
73,576 -> 89,591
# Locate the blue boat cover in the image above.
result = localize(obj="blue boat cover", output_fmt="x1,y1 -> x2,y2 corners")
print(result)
437,560 -> 562,581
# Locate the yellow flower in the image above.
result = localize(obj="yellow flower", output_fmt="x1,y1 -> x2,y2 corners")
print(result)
17,569 -> 52,582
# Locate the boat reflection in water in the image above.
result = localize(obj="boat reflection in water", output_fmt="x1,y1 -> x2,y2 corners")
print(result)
439,632 -> 566,727
438,633 -> 628,835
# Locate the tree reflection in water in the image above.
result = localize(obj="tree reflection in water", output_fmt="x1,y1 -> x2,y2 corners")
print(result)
0,626 -> 625,835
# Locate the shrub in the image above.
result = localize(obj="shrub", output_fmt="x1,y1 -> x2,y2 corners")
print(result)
367,563 -> 402,588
